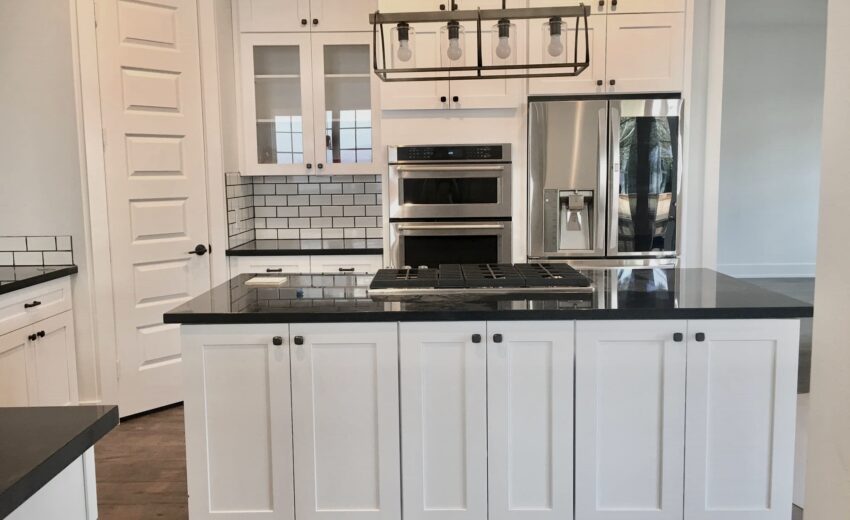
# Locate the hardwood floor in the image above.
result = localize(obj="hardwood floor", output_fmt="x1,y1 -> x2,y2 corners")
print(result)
94,405 -> 189,520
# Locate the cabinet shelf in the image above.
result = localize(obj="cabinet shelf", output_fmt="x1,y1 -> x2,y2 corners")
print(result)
255,74 -> 300,79
325,73 -> 371,79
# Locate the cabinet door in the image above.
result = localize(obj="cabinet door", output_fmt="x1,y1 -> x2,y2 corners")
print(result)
487,321 -> 574,520
241,33 -> 316,176
236,0 -> 311,32
606,0 -> 685,14
378,0 -> 442,12
528,12 -> 606,95
605,13 -> 685,93
400,322 -> 487,520
575,320 -> 687,520
685,320 -> 799,520
31,311 -> 78,406
310,0 -> 377,32
182,325 -> 294,519
0,330 -> 35,406
380,22 -> 450,110
290,322 -> 400,520
311,32 -> 381,175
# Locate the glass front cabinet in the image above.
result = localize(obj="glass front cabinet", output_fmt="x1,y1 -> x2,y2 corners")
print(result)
240,32 -> 380,176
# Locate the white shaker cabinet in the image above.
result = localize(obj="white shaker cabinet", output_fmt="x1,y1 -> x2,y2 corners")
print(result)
290,322 -> 401,520
605,0 -> 685,14
30,310 -> 79,406
0,330 -> 32,406
379,22 -> 450,110
684,320 -> 800,520
182,325 -> 295,520
487,321 -> 575,520
399,322 -> 488,520
575,320 -> 687,520
237,0 -> 377,33
605,12 -> 685,93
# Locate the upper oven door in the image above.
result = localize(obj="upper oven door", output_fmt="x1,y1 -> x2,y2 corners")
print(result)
389,163 -> 512,219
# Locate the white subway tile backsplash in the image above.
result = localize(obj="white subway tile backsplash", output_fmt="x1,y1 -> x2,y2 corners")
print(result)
332,194 -> 354,206
43,251 -> 73,265
0,237 -> 27,251
26,236 -> 56,251
0,253 -> 13,265
0,235 -> 74,266
14,252 -> 45,266
343,206 -> 365,217
321,206 -> 343,217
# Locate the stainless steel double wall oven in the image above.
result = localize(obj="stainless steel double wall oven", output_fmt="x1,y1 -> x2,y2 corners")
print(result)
388,144 -> 513,268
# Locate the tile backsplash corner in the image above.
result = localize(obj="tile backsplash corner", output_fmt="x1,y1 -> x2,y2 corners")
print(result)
0,235 -> 74,266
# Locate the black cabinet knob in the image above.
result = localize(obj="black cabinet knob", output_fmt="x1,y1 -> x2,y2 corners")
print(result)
37,330 -> 45,338
294,336 -> 304,345
301,18 -> 308,25
596,79 -> 603,86
598,0 -> 605,6
306,163 -> 313,169
440,96 -> 447,103
188,244 -> 208,256
452,96 -> 459,102
24,300 -> 42,309
28,334 -> 37,342
695,333 -> 706,342
312,18 -> 318,25
439,3 -> 446,9
493,334 -> 503,343
609,79 -> 616,86
472,334 -> 481,344
673,332 -> 683,342
317,163 -> 324,169
273,336 -> 283,346
612,0 -> 618,6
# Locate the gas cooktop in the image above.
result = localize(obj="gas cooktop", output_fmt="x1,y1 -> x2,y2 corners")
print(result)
369,263 -> 593,297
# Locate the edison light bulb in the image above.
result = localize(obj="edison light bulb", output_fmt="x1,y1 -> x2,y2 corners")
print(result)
547,33 -> 564,57
397,39 -> 412,62
495,36 -> 511,59
447,37 -> 462,61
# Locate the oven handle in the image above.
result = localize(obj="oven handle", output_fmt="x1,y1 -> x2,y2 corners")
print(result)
396,224 -> 506,231
396,165 -> 506,173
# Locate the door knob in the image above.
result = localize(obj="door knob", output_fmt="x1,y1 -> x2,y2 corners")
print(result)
188,244 -> 208,256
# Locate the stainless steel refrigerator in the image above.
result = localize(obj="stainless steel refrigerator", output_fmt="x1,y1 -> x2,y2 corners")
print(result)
527,95 -> 683,265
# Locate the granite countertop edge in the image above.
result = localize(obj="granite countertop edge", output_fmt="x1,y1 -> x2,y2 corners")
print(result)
0,405 -> 118,519
0,265 -> 79,297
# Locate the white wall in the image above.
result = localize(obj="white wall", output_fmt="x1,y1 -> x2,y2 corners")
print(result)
0,1 -> 98,401
716,0 -> 827,278
805,0 -> 850,517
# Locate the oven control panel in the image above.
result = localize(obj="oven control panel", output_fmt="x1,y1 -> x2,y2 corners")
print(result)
392,144 -> 510,163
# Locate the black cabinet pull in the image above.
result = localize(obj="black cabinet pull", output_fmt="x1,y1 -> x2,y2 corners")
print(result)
338,267 -> 355,272
312,18 -> 318,25
188,244 -> 208,256
695,332 -> 706,342
612,0 -> 618,6
24,300 -> 42,309
266,268 -> 283,273
294,336 -> 304,345
306,163 -> 313,169
440,96 -> 447,103
273,336 -> 283,346
37,331 -> 45,338
673,333 -> 683,342
439,3 -> 446,9
317,163 -> 324,169
452,95 -> 459,102
609,79 -> 616,86
28,334 -> 37,342
493,333 -> 503,343
596,79 -> 603,86
598,0 -> 604,6
301,18 -> 307,25
472,334 -> 481,343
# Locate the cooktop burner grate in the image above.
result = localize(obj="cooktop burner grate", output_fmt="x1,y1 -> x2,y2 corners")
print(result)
370,268 -> 439,289
369,263 -> 592,292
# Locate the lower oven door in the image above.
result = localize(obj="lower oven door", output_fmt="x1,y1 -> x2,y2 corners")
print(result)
389,221 -> 512,268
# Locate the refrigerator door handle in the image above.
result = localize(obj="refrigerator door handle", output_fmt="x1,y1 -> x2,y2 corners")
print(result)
597,107 -> 609,256
608,104 -> 621,255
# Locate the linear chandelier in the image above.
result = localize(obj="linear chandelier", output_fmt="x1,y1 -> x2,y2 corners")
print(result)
369,1 -> 591,82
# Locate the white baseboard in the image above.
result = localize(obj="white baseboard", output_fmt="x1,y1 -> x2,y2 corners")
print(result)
717,263 -> 816,278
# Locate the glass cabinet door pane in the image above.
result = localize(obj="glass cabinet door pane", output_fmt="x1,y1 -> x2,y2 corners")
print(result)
253,46 -> 304,165
322,44 -> 373,165
615,100 -> 680,254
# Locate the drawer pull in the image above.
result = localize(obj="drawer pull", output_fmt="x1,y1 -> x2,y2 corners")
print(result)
294,336 -> 304,345
338,267 -> 355,272
37,330 -> 45,338
272,336 -> 284,346
24,300 -> 42,309
266,268 -> 283,273
28,334 -> 37,342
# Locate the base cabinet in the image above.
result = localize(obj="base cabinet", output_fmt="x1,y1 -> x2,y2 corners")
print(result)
487,321 -> 575,520
290,322 -> 401,520
684,320 -> 800,520
576,320 -> 687,520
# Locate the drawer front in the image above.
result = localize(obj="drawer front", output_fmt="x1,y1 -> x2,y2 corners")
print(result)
310,255 -> 384,274
0,278 -> 72,337
229,256 -> 312,276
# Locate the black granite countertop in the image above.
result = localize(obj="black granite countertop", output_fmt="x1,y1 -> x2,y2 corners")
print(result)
0,265 -> 78,296
227,240 -> 382,256
0,405 -> 118,518
164,268 -> 814,324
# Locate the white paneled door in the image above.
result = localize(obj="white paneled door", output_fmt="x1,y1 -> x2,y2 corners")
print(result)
96,0 -> 212,416
399,322 -> 488,520
575,320 -> 687,520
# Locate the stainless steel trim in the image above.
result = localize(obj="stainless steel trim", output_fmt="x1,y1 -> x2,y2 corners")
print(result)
388,144 -> 512,164
396,165 -> 507,173
369,284 -> 595,298
397,224 -> 506,231
608,103 -> 621,256
596,106 -> 609,256
559,257 -> 679,269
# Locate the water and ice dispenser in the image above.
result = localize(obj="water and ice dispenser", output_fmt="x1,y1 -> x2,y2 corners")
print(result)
543,189 -> 595,253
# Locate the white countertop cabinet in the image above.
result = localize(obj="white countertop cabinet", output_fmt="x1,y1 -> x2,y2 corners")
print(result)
182,318 -> 800,520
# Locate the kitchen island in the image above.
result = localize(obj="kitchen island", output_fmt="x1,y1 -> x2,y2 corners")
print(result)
165,267 -> 812,520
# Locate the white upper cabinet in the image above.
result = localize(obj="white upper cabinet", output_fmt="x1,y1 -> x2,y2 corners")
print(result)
605,0 -> 685,14
237,0 -> 377,32
684,320 -> 799,520
379,22 -> 450,110
528,12 -> 607,95
575,320 -> 687,520
605,12 -> 685,93
290,323 -> 401,520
